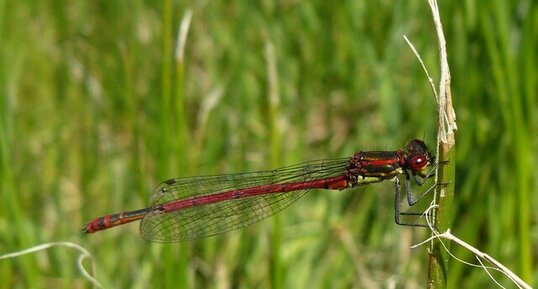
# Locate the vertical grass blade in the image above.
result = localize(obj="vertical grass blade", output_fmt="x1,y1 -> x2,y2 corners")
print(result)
265,40 -> 283,289
159,1 -> 189,289
426,1 -> 457,288
173,9 -> 193,289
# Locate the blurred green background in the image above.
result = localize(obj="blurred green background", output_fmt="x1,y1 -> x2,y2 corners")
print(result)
0,0 -> 536,288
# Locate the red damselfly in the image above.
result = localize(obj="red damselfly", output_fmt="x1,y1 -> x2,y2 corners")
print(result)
83,139 -> 438,243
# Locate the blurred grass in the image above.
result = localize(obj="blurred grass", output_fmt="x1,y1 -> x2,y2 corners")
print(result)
0,0 -> 536,288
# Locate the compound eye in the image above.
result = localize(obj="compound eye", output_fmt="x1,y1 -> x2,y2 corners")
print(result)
408,154 -> 429,171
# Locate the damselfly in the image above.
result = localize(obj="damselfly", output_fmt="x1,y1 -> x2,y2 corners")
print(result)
83,139 -> 437,242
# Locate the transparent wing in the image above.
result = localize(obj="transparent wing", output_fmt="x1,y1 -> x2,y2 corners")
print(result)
140,158 -> 361,242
